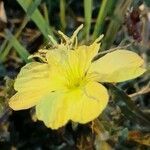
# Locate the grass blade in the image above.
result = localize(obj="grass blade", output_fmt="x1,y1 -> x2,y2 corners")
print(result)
26,0 -> 41,17
42,3 -> 50,26
92,0 -> 109,40
84,0 -> 93,40
4,29 -> 31,63
0,39 -> 8,55
0,17 -> 29,62
60,0 -> 66,31
0,0 -> 42,62
108,84 -> 150,127
17,0 -> 55,40
102,0 -> 132,50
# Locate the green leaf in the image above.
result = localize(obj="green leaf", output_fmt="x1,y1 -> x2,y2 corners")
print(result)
84,0 -> 93,40
92,0 -> 109,40
0,63 -> 6,77
4,29 -> 31,63
26,0 -> 41,17
144,0 -> 150,7
0,18 -> 29,62
17,0 -> 55,40
0,0 -> 42,62
108,84 -> 150,127
102,0 -> 132,50
60,0 -> 66,31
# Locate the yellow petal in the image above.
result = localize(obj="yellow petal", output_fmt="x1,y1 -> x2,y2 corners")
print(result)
9,62 -> 64,110
75,38 -> 101,74
14,62 -> 51,92
36,82 -> 108,129
89,50 -> 146,82
46,50 -> 79,89
36,91 -> 69,129
69,82 -> 109,123
46,49 -> 67,67
46,49 -> 83,86
46,38 -> 101,82
75,35 -> 103,61
9,90 -> 47,110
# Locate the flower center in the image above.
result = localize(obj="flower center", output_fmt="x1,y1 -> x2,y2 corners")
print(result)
65,72 -> 87,90
66,77 -> 83,89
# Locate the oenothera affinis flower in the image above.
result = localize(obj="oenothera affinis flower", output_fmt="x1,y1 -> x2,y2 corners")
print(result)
9,25 -> 146,129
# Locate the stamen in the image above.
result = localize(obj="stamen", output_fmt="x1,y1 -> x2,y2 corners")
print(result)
58,30 -> 69,42
70,24 -> 83,43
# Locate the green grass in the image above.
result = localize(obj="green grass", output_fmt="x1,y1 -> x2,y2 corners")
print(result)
84,0 -> 93,41
4,29 -> 31,63
102,0 -> 132,50
0,0 -> 55,62
17,0 -> 54,40
92,0 -> 109,40
60,0 -> 66,31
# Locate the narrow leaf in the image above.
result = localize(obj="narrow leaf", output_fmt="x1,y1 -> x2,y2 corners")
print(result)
84,0 -> 93,40
60,0 -> 66,31
92,0 -> 109,40
108,84 -> 150,127
102,0 -> 132,50
5,29 -> 30,63
17,0 -> 55,40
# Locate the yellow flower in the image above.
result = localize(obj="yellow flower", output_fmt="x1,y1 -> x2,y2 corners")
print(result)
9,25 -> 145,129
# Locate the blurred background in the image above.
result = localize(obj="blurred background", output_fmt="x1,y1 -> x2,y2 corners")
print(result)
0,0 -> 150,149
